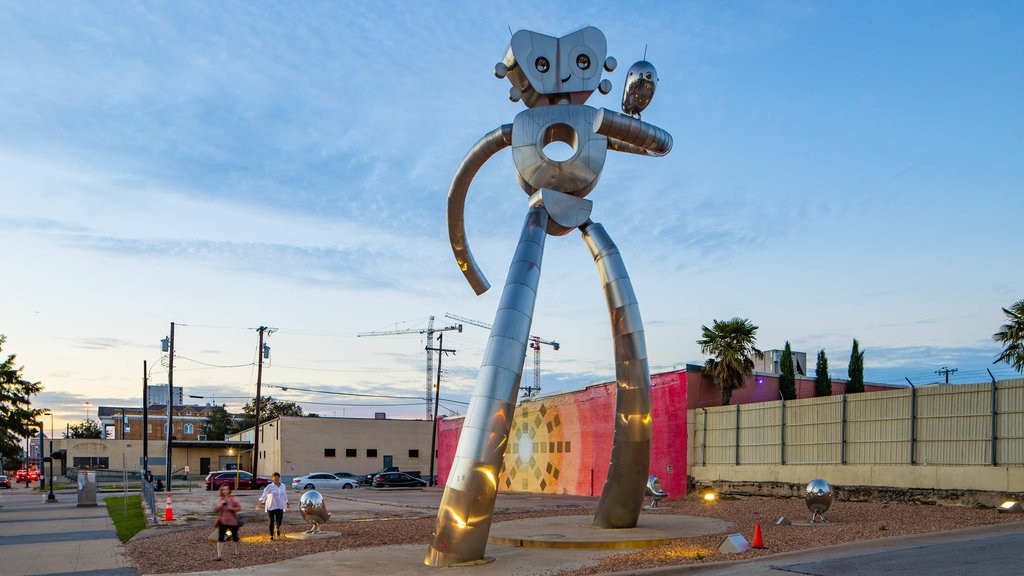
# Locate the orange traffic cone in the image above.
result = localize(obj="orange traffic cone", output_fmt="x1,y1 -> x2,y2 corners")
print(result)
752,523 -> 764,548
164,494 -> 176,521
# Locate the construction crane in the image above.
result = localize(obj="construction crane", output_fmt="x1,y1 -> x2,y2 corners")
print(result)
358,316 -> 462,419
444,312 -> 559,398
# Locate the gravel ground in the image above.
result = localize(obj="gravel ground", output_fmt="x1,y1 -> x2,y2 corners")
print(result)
125,493 -> 1023,575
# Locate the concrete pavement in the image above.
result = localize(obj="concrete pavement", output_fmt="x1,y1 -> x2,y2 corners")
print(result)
3,483 -> 1023,576
0,484 -> 137,576
627,521 -> 1024,576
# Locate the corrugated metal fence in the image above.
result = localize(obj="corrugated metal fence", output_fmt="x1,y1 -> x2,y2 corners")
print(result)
692,378 -> 1024,467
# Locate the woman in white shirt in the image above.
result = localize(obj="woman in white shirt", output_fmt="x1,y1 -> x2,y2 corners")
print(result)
257,472 -> 290,539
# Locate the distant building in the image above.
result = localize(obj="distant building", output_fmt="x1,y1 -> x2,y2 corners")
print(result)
754,349 -> 808,376
98,404 -> 219,441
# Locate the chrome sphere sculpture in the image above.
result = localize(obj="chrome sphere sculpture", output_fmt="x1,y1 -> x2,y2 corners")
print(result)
299,490 -> 331,534
645,475 -> 668,509
427,26 -> 672,567
805,479 -> 833,523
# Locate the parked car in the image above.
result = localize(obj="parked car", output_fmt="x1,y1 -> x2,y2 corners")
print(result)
0,475 -> 11,488
371,472 -> 427,488
362,466 -> 421,485
333,472 -> 362,482
291,472 -> 358,490
204,470 -> 271,491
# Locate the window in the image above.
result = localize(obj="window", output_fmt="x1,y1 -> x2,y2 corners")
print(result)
345,448 -> 357,458
184,423 -> 194,435
147,424 -> 152,434
123,420 -> 131,433
409,449 -> 419,458
324,448 -> 336,458
73,457 -> 109,469
367,449 -> 378,458
163,423 -> 168,434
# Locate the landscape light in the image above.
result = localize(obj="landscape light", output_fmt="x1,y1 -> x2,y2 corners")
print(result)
997,500 -> 1022,513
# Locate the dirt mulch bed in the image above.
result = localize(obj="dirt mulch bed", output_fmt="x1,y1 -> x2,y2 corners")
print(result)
125,496 -> 1023,575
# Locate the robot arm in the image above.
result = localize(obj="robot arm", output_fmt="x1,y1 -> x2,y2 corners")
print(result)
593,108 -> 672,157
448,124 -> 514,295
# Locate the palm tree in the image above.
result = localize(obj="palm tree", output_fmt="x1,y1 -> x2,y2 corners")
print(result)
697,318 -> 763,405
994,299 -> 1024,373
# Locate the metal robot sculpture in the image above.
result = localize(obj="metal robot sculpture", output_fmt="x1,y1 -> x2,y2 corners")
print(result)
299,490 -> 332,533
426,26 -> 672,566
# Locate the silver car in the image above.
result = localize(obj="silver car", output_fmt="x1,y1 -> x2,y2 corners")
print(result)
291,472 -> 358,490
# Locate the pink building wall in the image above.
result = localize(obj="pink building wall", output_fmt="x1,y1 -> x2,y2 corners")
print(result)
436,369 -> 690,500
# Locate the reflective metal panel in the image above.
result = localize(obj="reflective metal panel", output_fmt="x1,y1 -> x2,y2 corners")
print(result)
805,479 -> 833,523
299,490 -> 331,533
583,221 -> 652,528
426,208 -> 547,566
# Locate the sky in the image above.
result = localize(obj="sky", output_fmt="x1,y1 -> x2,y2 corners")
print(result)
2,1 -> 1022,435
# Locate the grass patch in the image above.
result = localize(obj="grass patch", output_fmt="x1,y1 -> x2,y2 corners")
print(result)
105,494 -> 148,542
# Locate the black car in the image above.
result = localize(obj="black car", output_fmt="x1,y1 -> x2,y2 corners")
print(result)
0,475 -> 10,489
372,472 -> 427,488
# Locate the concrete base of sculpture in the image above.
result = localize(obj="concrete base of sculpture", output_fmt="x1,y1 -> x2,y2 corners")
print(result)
488,514 -> 730,550
285,531 -> 342,540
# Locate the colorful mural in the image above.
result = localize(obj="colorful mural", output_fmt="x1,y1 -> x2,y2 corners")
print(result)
436,368 -> 690,499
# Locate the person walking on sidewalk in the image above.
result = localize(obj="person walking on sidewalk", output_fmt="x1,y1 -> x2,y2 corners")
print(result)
214,484 -> 242,560
257,472 -> 290,540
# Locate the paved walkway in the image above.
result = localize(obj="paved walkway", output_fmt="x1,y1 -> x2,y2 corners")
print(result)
3,483 -> 1022,576
0,485 -> 137,576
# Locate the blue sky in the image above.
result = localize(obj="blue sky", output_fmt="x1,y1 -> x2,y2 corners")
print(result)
2,1 -> 1021,433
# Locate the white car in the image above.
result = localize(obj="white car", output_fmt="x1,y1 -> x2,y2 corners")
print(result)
291,472 -> 358,490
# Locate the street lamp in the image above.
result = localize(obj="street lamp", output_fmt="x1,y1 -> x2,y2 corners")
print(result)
43,411 -> 56,502
84,401 -> 91,422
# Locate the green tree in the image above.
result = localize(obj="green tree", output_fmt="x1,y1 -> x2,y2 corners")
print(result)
847,339 -> 865,393
201,405 -> 238,440
697,318 -> 763,405
779,341 -> 797,400
68,419 -> 103,439
993,299 -> 1024,373
814,350 -> 832,397
237,395 -> 304,430
0,335 -> 45,467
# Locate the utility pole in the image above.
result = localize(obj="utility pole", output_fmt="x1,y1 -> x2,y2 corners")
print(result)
936,367 -> 958,384
251,326 -> 273,481
163,322 -> 175,492
425,333 -> 455,487
142,360 -> 149,475
358,316 -> 462,419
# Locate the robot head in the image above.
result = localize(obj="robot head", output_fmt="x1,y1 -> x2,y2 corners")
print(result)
494,26 -> 616,108
621,60 -> 658,117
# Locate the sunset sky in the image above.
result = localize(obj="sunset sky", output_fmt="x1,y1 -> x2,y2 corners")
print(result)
2,1 -> 1021,435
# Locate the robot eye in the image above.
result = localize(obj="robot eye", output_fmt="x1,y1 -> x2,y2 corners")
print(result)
535,57 -> 550,73
576,54 -> 590,70
645,72 -> 652,80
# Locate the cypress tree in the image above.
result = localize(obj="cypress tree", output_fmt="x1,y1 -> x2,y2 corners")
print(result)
779,341 -> 797,400
847,339 -> 865,393
814,349 -> 831,397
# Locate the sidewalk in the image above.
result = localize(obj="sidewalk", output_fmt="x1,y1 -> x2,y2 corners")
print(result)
0,485 -> 137,576
3,483 -> 1021,576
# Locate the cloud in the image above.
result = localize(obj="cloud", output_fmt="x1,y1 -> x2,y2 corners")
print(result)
72,337 -> 132,350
